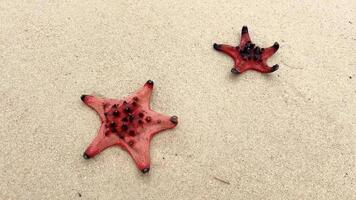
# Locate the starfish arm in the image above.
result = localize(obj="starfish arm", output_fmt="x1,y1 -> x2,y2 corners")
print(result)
213,43 -> 238,58
127,80 -> 154,109
252,63 -> 279,73
144,112 -> 178,137
240,26 -> 251,48
81,95 -> 106,121
83,124 -> 119,159
262,42 -> 279,60
120,112 -> 178,172
121,137 -> 151,173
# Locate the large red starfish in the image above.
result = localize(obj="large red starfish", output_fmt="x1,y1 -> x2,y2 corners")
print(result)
213,26 -> 280,74
81,80 -> 178,173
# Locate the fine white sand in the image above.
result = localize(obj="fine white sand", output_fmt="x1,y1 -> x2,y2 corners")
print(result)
1,0 -> 355,199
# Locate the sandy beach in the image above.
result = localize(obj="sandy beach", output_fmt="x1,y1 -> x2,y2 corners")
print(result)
1,0 -> 355,199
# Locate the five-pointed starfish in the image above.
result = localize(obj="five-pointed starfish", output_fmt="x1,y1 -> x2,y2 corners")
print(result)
81,80 -> 178,173
213,26 -> 280,74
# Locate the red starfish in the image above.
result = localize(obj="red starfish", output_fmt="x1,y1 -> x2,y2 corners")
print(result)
81,80 -> 178,173
213,26 -> 280,74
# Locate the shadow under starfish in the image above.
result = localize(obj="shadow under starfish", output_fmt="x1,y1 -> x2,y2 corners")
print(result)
213,26 -> 280,74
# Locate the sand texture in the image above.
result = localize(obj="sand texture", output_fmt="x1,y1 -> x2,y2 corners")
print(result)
1,0 -> 356,199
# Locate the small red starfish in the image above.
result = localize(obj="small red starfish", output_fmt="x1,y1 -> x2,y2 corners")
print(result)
213,26 -> 280,74
81,80 -> 178,173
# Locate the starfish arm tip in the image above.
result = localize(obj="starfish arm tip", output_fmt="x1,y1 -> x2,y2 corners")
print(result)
242,26 -> 248,34
145,80 -> 154,88
170,116 -> 179,125
271,64 -> 279,72
231,68 -> 241,74
81,95 -> 88,102
141,168 -> 150,174
273,42 -> 280,50
213,43 -> 220,50
83,152 -> 91,159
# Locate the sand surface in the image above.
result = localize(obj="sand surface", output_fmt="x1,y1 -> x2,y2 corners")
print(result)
1,0 -> 356,199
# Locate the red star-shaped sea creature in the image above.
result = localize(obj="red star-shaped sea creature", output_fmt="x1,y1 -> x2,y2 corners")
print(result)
213,26 -> 280,74
81,80 -> 178,173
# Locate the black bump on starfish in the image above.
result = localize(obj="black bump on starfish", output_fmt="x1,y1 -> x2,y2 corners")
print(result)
146,80 -> 154,85
272,64 -> 279,72
213,43 -> 221,50
273,42 -> 279,50
231,68 -> 241,74
170,116 -> 178,124
141,168 -> 150,174
241,26 -> 248,34
81,95 -> 87,101
83,152 -> 90,159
